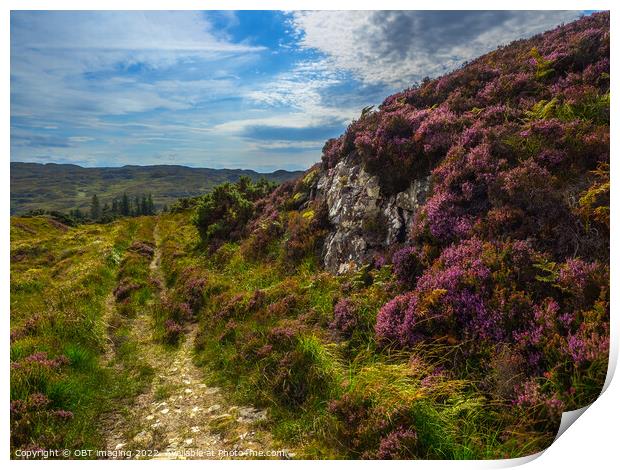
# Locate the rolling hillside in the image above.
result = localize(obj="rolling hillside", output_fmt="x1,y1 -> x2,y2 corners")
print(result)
10,162 -> 303,215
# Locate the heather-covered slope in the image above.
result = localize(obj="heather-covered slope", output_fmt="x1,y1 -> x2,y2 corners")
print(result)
315,11 -> 609,268
298,11 -> 611,400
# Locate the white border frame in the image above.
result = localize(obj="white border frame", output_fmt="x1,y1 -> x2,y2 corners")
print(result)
2,2 -> 616,468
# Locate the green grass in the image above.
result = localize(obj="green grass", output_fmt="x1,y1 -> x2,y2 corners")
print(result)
10,216 -> 154,456
153,210 -> 551,460
10,209 -> 560,459
154,383 -> 179,401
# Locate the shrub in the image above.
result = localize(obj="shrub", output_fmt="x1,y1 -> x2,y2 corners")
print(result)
375,293 -> 416,347
127,240 -> 155,258
266,294 -> 299,318
192,177 -> 276,245
10,314 -> 43,342
375,427 -> 418,459
321,137 -> 344,170
392,246 -> 423,287
215,293 -> 248,321
113,280 -> 140,302
327,389 -> 419,459
11,393 -> 75,452
283,202 -> 329,264
177,267 -> 207,314
163,319 -> 183,345
330,298 -> 358,338
354,108 -> 430,193
193,183 -> 254,244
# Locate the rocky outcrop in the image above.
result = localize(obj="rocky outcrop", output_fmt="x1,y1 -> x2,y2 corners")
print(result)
314,154 -> 429,274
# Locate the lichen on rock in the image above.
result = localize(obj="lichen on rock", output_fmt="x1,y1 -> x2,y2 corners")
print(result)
315,153 -> 429,273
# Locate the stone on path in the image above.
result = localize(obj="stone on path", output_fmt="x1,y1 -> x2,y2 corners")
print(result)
133,430 -> 152,447
237,407 -> 268,423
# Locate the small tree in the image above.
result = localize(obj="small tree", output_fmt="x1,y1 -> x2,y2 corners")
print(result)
237,175 -> 252,193
90,194 -> 101,221
121,193 -> 130,216
140,195 -> 148,216
147,194 -> 155,215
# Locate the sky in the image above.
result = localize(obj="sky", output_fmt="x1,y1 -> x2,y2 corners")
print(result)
10,10 -> 587,172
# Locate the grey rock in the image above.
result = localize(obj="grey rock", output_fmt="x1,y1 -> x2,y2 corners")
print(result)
315,154 -> 429,273
236,406 -> 267,423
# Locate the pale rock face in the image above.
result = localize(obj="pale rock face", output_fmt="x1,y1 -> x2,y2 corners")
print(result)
315,154 -> 429,274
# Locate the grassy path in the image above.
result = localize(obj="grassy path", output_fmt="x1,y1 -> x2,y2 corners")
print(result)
10,217 -> 146,455
101,219 -> 278,460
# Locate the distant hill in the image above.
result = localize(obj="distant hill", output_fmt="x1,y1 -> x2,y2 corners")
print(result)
10,162 -> 304,214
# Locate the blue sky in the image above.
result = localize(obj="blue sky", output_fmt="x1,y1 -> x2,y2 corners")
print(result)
11,10 -> 586,172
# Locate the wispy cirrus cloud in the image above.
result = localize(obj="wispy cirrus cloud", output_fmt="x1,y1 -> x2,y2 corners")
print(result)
11,11 -> 263,118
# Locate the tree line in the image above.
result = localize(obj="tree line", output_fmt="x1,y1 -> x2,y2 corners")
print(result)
68,193 -> 158,223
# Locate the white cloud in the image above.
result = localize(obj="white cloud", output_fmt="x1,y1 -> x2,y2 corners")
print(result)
12,11 -> 262,55
236,57 -> 364,142
10,11 -> 263,119
211,112 -> 336,135
245,58 -> 352,116
289,11 -> 583,87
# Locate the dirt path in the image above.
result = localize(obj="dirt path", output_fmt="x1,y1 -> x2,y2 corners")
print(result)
101,221 -> 282,460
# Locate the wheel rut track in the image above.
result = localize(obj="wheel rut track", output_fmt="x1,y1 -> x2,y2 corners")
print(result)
101,219 -> 278,460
